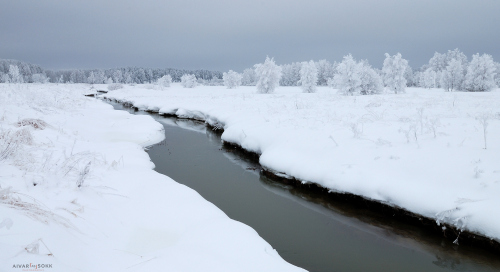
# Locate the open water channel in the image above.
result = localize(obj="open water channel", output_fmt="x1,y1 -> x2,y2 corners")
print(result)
109,101 -> 500,272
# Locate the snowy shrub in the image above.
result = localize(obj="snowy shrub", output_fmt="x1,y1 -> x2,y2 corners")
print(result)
107,83 -> 123,91
205,75 -> 223,86
254,56 -> 282,94
333,55 -> 382,96
382,53 -> 408,94
181,74 -> 197,88
464,54 -> 497,92
280,62 -> 301,86
241,68 -> 257,86
358,61 -> 383,95
106,77 -> 114,84
223,70 -> 242,89
157,75 -> 172,90
31,73 -> 49,84
299,60 -> 318,93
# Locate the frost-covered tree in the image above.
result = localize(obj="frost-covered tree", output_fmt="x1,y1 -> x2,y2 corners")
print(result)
181,74 -> 197,88
157,74 -> 172,90
315,59 -> 335,86
422,49 -> 468,89
241,68 -> 257,86
358,60 -> 383,95
254,56 -> 282,94
223,70 -> 242,89
428,52 -> 447,73
382,53 -> 408,94
440,59 -> 464,91
9,65 -> 23,84
298,60 -> 318,93
446,48 -> 468,68
464,54 -> 497,92
333,54 -> 361,95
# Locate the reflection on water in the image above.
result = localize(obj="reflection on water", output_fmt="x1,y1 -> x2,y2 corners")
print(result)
107,101 -> 500,272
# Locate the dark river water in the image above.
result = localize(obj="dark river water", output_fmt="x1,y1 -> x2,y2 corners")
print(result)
109,101 -> 500,272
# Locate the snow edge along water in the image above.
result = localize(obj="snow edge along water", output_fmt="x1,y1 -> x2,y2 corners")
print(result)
101,95 -> 500,254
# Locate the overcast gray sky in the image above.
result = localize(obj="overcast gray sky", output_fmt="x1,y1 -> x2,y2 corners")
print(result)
1,0 -> 499,71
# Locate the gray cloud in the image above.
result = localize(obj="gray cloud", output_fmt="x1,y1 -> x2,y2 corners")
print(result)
1,0 -> 499,71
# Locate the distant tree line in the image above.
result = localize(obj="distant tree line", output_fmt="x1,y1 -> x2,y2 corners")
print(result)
2,48 -> 498,94
0,59 -> 222,85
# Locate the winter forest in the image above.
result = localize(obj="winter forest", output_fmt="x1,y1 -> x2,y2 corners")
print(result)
1,48 -> 498,93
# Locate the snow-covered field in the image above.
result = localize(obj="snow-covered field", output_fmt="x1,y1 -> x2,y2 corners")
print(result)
103,83 -> 500,244
0,84 -> 304,272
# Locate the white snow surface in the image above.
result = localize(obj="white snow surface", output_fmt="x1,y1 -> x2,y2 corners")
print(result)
103,83 -> 500,243
0,84 -> 304,272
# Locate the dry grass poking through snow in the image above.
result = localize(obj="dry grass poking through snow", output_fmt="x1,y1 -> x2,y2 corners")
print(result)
0,84 -> 108,228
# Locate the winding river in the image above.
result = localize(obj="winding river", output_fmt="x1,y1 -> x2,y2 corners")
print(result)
109,101 -> 500,272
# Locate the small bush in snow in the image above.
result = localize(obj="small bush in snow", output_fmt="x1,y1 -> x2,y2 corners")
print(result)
107,83 -> 123,91
157,75 -> 172,90
255,56 -> 282,94
181,74 -> 197,88
299,60 -> 318,93
223,70 -> 242,89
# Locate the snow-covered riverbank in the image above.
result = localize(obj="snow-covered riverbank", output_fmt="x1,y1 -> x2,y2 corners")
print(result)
0,84 -> 304,272
103,84 -> 500,245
